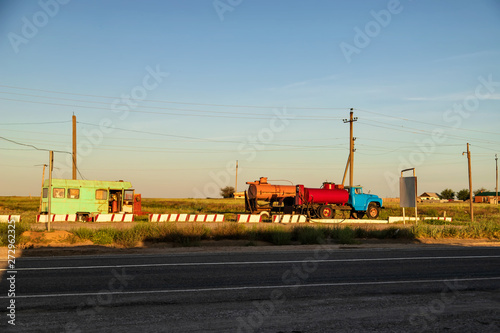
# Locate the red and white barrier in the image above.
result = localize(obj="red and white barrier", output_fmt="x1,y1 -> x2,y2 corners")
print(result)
192,214 -> 225,222
149,214 -> 190,222
149,214 -> 225,222
37,214 -> 77,223
273,215 -> 307,223
94,214 -> 134,222
0,215 -> 21,223
237,214 -> 262,223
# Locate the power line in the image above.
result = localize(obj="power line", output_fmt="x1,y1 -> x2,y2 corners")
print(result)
0,120 -> 71,126
0,135 -> 85,179
0,84 -> 350,111
357,119 -> 500,145
356,108 -> 500,137
0,96 -> 346,121
0,91 -> 345,120
77,121 -> 346,149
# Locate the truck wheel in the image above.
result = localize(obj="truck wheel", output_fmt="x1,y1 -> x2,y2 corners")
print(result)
319,205 -> 334,219
367,203 -> 380,219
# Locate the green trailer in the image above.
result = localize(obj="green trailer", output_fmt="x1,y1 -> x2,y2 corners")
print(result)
40,179 -> 141,221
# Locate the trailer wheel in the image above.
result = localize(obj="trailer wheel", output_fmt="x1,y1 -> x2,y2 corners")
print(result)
366,203 -> 380,219
319,205 -> 334,219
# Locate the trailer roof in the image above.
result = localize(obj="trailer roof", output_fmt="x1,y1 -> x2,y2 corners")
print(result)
42,179 -> 133,189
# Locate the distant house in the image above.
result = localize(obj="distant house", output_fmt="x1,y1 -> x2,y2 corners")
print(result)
234,191 -> 245,199
418,192 -> 440,201
474,191 -> 499,204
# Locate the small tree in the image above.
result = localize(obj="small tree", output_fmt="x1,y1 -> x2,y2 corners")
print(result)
473,188 -> 488,196
457,189 -> 470,201
220,186 -> 235,198
439,189 -> 455,200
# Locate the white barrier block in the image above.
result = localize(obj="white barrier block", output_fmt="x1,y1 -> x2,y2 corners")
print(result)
311,219 -> 389,224
53,214 -> 77,222
122,214 -> 134,222
94,213 -> 133,222
95,214 -> 113,222
273,215 -> 307,224
237,214 -> 262,223
37,214 -> 77,222
0,215 -> 21,223
37,215 -> 47,223
151,213 -> 225,222
388,217 -> 420,223
148,214 -> 163,222
424,217 -> 453,222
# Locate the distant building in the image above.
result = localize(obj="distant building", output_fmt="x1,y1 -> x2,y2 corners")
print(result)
234,191 -> 245,199
418,192 -> 440,201
474,191 -> 499,204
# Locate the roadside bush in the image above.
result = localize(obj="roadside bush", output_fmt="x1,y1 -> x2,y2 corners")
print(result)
256,226 -> 292,245
293,226 -> 325,244
91,229 -> 115,245
0,221 -> 31,246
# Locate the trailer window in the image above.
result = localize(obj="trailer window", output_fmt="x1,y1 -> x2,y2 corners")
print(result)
53,188 -> 65,198
124,190 -> 134,201
68,188 -> 80,199
42,188 -> 48,198
96,189 -> 107,200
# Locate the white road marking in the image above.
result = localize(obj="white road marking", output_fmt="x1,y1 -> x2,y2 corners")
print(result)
1,255 -> 500,271
2,276 -> 500,299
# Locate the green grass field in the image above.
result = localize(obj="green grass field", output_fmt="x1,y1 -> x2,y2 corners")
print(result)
0,196 -> 499,247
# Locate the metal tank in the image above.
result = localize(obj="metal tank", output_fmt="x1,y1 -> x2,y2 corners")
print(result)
246,177 -> 296,201
296,183 -> 349,205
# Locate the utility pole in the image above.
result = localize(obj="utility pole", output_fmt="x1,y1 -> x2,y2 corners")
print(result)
38,164 -> 47,213
496,154 -> 498,205
72,114 -> 77,180
463,143 -> 473,222
48,151 -> 53,232
343,109 -> 357,187
235,160 -> 238,197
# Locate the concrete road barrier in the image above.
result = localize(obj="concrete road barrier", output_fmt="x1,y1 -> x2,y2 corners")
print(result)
237,214 -> 262,223
273,215 -> 307,223
0,215 -> 21,223
37,214 -> 77,223
94,214 -> 134,222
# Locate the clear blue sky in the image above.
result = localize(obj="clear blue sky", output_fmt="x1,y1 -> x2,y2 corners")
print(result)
1,0 -> 499,198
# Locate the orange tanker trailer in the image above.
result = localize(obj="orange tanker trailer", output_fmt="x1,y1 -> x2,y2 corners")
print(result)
244,177 -> 296,214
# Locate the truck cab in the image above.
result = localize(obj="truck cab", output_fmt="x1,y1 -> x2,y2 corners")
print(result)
347,186 -> 383,219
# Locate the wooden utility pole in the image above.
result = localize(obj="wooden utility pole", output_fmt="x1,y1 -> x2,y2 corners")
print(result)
38,164 -> 46,213
72,114 -> 77,180
496,154 -> 498,205
463,143 -> 473,222
343,109 -> 357,187
235,160 -> 238,196
48,151 -> 53,231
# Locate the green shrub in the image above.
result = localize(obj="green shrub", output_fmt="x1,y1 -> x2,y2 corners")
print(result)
91,229 -> 115,245
293,226 -> 325,244
0,221 -> 31,246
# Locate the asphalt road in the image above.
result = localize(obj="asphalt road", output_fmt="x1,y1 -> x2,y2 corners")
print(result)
1,246 -> 500,332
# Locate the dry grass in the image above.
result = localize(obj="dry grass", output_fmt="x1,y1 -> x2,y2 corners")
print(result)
1,197 -> 499,248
